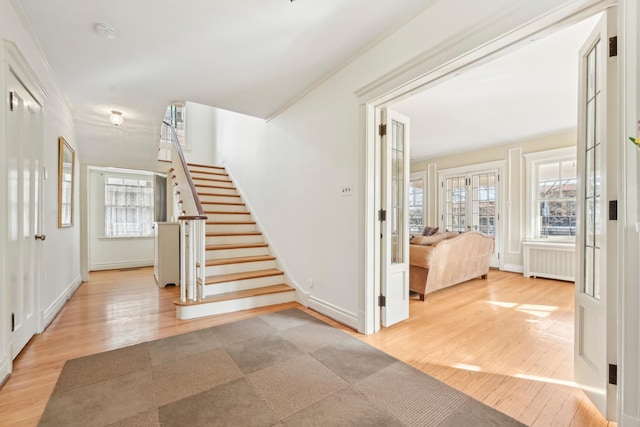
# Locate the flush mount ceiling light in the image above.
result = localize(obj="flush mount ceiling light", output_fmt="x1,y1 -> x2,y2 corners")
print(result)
109,110 -> 124,126
95,23 -> 118,39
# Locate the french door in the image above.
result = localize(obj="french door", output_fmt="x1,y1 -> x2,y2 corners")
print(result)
574,9 -> 617,420
6,71 -> 43,359
439,167 -> 501,267
380,109 -> 410,327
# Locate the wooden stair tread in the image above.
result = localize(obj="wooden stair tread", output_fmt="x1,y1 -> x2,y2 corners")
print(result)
201,201 -> 245,207
174,284 -> 294,306
195,184 -> 236,190
206,231 -> 262,237
202,255 -> 275,267
187,162 -> 225,170
197,193 -> 240,198
192,176 -> 232,182
206,243 -> 268,250
204,268 -> 283,285
206,221 -> 256,225
205,211 -> 251,215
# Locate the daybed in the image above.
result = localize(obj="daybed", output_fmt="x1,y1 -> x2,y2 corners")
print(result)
409,231 -> 494,300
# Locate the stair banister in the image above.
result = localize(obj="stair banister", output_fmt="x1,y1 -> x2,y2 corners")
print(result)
161,121 -> 207,302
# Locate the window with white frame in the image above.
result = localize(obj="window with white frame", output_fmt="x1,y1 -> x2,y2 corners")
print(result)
104,176 -> 154,237
409,174 -> 425,234
525,147 -> 577,239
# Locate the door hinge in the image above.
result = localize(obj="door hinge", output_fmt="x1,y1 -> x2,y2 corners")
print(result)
378,209 -> 387,221
497,174 -> 500,182
609,36 -> 617,57
498,252 -> 500,260
11,313 -> 15,332
609,200 -> 618,221
9,91 -> 15,112
378,123 -> 387,137
378,295 -> 386,307
609,364 -> 617,385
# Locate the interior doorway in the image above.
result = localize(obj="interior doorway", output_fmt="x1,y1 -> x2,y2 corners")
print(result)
364,3 -> 619,421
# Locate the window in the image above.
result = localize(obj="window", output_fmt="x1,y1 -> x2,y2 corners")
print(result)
525,147 -> 577,239
104,176 -> 154,237
409,174 -> 424,234
160,104 -> 185,146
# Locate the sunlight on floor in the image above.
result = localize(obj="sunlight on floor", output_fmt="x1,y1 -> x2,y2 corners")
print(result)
485,300 -> 559,318
452,363 -> 482,372
514,373 -> 577,388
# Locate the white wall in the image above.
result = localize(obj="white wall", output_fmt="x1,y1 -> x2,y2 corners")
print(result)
1,1 -> 80,380
183,101 -> 217,166
214,0 -> 581,330
88,169 -> 155,271
410,130 -> 576,271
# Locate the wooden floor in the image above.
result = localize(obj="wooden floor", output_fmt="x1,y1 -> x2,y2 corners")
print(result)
0,268 -> 614,426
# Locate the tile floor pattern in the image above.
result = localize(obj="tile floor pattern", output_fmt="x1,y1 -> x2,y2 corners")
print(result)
39,308 -> 525,426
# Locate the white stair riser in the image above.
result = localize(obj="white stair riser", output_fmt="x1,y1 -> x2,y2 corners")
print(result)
206,213 -> 252,222
176,291 -> 296,320
206,223 -> 257,233
206,234 -> 263,245
204,259 -> 277,276
196,186 -> 237,196
191,171 -> 228,178
193,179 -> 234,188
199,195 -> 242,204
201,203 -> 247,213
203,274 -> 284,297
206,246 -> 270,260
190,167 -> 225,174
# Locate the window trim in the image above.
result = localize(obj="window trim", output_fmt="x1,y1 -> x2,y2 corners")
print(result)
524,146 -> 577,242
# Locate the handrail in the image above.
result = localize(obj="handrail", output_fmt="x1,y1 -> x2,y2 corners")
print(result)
162,120 -> 205,216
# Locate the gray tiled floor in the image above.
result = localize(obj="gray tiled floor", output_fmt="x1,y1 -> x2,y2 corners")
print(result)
40,308 -> 526,427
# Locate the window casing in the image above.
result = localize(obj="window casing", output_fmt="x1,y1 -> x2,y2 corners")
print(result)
525,147 -> 577,240
104,176 -> 154,237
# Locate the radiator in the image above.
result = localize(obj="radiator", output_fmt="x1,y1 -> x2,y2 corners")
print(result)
522,241 -> 576,282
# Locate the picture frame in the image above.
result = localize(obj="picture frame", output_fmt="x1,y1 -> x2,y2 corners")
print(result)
58,136 -> 74,227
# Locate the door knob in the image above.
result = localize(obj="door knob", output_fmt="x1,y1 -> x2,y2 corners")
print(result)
35,234 -> 46,241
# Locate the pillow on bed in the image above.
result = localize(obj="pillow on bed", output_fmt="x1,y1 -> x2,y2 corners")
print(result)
421,226 -> 439,236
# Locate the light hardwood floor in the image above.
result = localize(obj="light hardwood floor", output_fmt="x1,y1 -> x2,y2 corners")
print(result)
0,268 -> 615,426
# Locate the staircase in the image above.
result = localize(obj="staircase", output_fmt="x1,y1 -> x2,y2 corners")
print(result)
174,163 -> 296,319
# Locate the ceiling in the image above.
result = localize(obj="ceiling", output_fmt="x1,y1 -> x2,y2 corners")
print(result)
16,0 -> 438,169
393,14 -> 600,161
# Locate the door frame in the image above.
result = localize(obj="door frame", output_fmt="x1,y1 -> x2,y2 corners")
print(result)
363,0 -> 618,334
1,40 -> 48,379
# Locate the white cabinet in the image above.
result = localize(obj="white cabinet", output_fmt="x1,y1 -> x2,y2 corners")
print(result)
154,222 -> 180,288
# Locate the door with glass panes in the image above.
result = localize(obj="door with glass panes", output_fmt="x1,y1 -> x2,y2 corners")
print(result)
440,168 -> 500,267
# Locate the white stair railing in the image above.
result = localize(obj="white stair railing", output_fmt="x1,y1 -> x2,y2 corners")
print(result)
161,121 -> 207,302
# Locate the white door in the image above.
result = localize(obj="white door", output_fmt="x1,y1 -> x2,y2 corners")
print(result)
441,168 -> 500,267
7,71 -> 43,359
380,109 -> 410,327
574,10 -> 617,420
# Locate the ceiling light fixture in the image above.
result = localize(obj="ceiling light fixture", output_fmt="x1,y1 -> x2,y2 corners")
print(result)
95,23 -> 118,39
109,110 -> 124,126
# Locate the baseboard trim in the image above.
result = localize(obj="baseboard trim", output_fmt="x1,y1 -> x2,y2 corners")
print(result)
90,260 -> 154,271
502,263 -> 524,274
41,275 -> 82,331
308,296 -> 359,330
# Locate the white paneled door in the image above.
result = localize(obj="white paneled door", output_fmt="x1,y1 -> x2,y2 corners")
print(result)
6,71 -> 43,359
380,109 -> 410,327
574,9 -> 617,420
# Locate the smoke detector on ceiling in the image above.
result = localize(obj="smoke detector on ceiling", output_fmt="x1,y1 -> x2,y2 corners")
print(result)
95,23 -> 118,39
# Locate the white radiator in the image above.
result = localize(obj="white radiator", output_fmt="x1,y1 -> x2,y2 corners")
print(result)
522,241 -> 576,282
